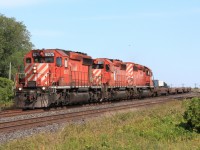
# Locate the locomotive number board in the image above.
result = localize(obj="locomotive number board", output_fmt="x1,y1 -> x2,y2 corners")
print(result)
32,52 -> 54,57
44,53 -> 54,56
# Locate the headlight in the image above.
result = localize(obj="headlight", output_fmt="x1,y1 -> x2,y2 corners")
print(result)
19,87 -> 22,91
33,70 -> 37,73
33,66 -> 37,69
42,87 -> 46,90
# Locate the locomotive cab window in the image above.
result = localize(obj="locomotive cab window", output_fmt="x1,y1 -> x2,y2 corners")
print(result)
146,70 -> 150,76
92,64 -> 104,69
34,58 -> 41,63
45,57 -> 54,63
26,58 -> 31,63
56,57 -> 62,67
120,64 -> 126,70
106,64 -> 110,72
146,70 -> 151,76
34,57 -> 54,63
133,65 -> 138,71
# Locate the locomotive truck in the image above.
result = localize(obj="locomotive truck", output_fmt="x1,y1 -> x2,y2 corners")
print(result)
14,49 -> 191,109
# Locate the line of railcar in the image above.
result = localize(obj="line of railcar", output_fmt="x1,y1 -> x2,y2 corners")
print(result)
14,49 -> 191,109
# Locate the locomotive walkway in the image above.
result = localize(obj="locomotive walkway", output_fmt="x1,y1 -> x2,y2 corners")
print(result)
0,93 -> 199,133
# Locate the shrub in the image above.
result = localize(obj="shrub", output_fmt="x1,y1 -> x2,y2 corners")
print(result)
0,77 -> 14,102
183,98 -> 200,133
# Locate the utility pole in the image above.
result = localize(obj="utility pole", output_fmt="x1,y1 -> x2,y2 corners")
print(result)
9,62 -> 11,80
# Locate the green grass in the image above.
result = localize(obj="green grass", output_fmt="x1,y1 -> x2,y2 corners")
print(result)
0,101 -> 14,110
1,100 -> 200,150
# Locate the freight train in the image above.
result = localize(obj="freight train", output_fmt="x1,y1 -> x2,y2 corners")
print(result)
14,49 -> 191,109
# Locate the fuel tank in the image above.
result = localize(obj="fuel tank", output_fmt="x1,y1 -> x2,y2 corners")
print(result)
113,91 -> 127,100
69,92 -> 90,104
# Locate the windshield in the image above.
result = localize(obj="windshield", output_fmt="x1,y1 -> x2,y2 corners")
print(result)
34,57 -> 54,63
92,64 -> 104,69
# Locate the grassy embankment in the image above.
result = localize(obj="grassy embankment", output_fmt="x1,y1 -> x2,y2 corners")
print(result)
0,100 -> 200,150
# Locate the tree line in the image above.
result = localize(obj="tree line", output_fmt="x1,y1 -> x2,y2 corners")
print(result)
0,14 -> 33,103
0,14 -> 33,80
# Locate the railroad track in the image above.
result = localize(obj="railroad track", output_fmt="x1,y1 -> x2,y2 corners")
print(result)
0,102 -> 113,118
0,109 -> 44,118
0,93 -> 198,133
0,92 -> 196,118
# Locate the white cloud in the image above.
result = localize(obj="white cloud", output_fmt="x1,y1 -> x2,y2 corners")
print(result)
0,0 -> 47,8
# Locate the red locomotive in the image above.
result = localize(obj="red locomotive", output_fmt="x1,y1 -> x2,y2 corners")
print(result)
15,49 -> 191,109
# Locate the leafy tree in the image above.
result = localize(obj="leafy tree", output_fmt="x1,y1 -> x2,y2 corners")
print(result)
0,77 -> 13,102
0,14 -> 33,79
183,98 -> 200,133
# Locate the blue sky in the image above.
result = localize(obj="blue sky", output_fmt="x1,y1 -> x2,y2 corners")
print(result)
1,0 -> 200,87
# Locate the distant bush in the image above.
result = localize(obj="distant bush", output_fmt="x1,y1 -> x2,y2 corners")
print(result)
0,77 -> 14,102
183,98 -> 200,133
